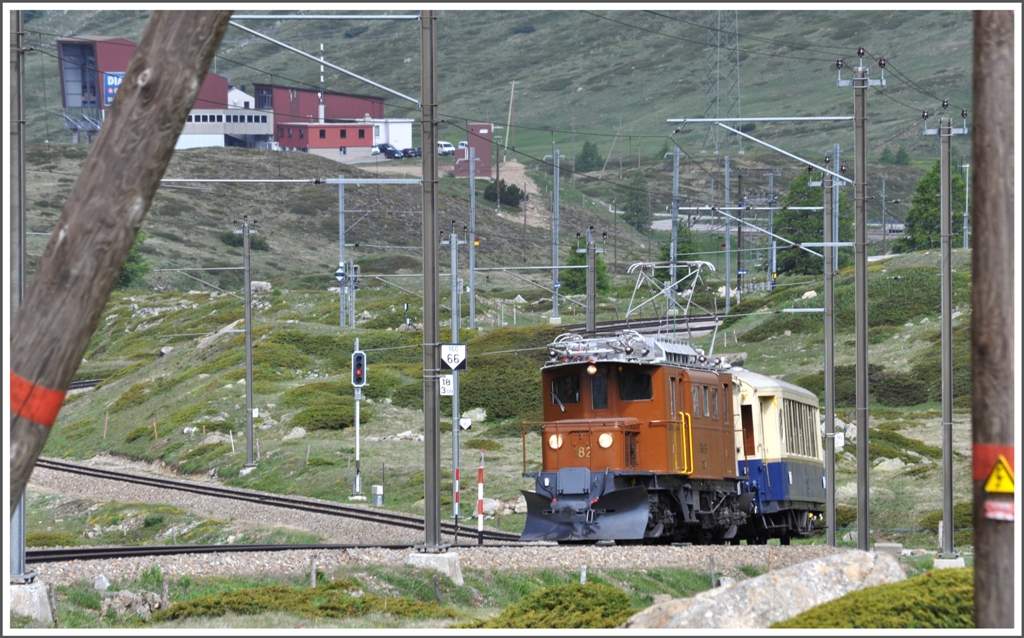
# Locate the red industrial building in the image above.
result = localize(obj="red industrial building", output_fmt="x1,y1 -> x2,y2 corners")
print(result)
453,123 -> 494,178
57,35 -> 227,142
251,84 -> 386,121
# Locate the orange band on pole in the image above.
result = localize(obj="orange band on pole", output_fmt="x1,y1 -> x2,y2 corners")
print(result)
10,371 -> 66,427
973,443 -> 1015,481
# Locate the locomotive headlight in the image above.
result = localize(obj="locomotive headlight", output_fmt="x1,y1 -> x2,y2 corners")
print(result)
586,362 -> 598,375
598,433 -> 614,448
548,434 -> 563,450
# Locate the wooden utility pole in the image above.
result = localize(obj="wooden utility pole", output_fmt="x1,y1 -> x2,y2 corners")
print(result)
9,11 -> 233,515
971,10 -> 1015,629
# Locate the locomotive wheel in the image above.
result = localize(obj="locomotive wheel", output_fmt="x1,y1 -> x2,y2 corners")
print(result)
780,533 -> 792,546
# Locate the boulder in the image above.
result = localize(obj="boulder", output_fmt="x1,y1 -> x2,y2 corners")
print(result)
8,581 -> 53,626
463,407 -> 487,422
100,589 -> 163,620
481,497 -> 500,516
282,427 -> 307,441
622,550 -> 905,629
802,290 -> 818,299
405,551 -> 464,586
719,352 -> 747,367
251,281 -> 272,294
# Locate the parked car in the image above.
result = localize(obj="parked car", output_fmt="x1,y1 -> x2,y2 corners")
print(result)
437,141 -> 455,156
402,146 -> 422,158
374,143 -> 404,159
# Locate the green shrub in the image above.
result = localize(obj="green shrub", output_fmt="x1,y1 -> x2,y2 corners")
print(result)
465,438 -> 501,452
360,366 -> 404,400
454,583 -> 633,629
109,381 -> 154,413
281,382 -> 349,408
306,457 -> 336,467
741,311 -> 822,342
833,505 -> 857,529
143,514 -> 165,528
26,532 -> 80,547
252,342 -> 313,370
872,370 -> 929,406
772,568 -> 973,628
290,403 -> 370,431
920,501 -> 973,547
62,419 -> 95,441
125,425 -> 151,443
152,580 -> 458,622
217,230 -> 269,251
391,381 -> 425,411
95,360 -> 149,389
483,179 -> 525,207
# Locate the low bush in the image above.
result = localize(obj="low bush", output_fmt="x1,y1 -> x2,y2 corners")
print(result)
290,403 -> 370,431
26,532 -> 80,547
152,580 -> 459,623
772,568 -> 973,628
453,582 -> 633,629
109,381 -> 155,413
920,501 -> 973,547
124,425 -> 151,443
464,438 -> 501,452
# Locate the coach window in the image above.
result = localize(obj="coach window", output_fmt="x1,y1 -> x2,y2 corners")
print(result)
551,374 -> 580,406
669,378 -> 677,415
619,369 -> 652,401
702,386 -> 710,417
691,386 -> 700,416
711,387 -> 719,420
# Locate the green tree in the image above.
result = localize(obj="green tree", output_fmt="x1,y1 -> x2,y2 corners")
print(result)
560,237 -> 610,295
574,140 -> 602,173
879,147 -> 894,163
774,173 -> 853,275
621,170 -> 649,233
894,147 -> 910,165
115,232 -> 152,289
896,159 -> 966,251
483,179 -> 524,207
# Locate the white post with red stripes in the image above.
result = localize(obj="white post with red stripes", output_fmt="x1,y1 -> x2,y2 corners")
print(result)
477,450 -> 485,545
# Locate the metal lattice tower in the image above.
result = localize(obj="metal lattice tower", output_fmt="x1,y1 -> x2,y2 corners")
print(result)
701,10 -> 742,154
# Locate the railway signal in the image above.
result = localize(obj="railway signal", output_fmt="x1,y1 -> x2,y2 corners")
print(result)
351,350 -> 366,387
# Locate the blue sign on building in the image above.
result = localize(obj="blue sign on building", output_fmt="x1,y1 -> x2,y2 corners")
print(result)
103,72 -> 124,107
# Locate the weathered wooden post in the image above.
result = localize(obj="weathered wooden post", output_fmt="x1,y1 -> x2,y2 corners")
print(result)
9,11 -> 233,515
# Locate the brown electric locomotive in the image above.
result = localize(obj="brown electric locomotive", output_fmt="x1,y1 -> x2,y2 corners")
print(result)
520,330 -> 824,544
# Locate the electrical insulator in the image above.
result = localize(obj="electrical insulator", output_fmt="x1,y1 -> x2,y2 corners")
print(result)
961,109 -> 968,119
878,58 -> 887,68
807,165 -> 814,174
857,46 -> 865,57
824,155 -> 831,164
922,110 -> 929,120
942,99 -> 949,110
840,164 -> 848,174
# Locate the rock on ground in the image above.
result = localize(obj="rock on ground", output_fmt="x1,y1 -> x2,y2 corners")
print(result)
622,550 -> 905,629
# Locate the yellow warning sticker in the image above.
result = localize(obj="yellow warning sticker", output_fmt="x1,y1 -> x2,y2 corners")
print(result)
984,455 -> 1015,494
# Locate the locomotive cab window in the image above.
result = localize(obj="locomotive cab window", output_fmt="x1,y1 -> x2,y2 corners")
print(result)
618,369 -> 652,401
591,374 -> 607,410
551,374 -> 580,406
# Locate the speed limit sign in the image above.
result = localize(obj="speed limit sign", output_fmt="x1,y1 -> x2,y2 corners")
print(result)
440,344 -> 467,371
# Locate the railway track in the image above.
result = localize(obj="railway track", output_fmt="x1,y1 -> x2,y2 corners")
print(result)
31,458 -> 523,558
68,378 -> 103,391
26,540 -> 524,564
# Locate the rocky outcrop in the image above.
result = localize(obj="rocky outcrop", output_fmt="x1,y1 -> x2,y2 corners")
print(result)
622,550 -> 905,629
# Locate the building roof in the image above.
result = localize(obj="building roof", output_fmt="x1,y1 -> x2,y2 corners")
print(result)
252,83 -> 387,102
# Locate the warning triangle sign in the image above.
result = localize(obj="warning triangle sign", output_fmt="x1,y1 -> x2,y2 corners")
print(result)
984,455 -> 1015,494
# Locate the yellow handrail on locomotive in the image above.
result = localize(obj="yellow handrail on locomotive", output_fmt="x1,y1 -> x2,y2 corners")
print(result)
678,412 -> 694,475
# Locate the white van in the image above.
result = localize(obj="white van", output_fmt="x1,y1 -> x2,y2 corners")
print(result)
458,141 -> 469,151
437,141 -> 455,156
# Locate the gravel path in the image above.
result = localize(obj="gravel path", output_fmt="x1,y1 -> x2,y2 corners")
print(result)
26,458 -> 847,589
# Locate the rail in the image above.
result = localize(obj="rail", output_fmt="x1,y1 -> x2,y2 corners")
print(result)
33,458 -> 522,543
